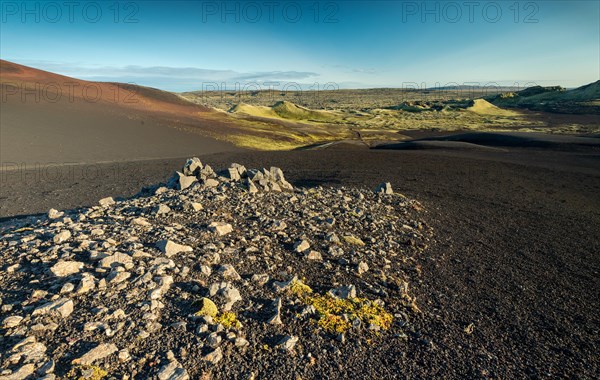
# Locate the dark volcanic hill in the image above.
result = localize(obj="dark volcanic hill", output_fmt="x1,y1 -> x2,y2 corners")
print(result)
487,81 -> 600,114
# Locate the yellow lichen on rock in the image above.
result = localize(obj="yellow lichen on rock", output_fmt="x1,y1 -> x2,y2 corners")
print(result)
289,279 -> 313,297
66,365 -> 108,380
291,283 -> 394,334
194,297 -> 219,318
214,311 -> 242,329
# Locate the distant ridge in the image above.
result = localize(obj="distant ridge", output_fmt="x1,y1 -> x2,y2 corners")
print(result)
487,81 -> 600,114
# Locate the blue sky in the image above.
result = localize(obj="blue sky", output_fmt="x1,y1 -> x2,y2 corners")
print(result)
1,1 -> 598,91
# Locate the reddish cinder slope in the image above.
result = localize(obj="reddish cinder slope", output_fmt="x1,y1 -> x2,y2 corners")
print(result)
0,59 -> 214,115
0,60 -> 243,165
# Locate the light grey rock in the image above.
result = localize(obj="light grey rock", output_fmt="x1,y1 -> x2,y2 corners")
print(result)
375,182 -> 393,194
227,167 -> 241,181
208,222 -> 233,236
234,337 -> 249,347
117,349 -> 131,363
202,347 -> 223,364
269,181 -> 282,192
149,288 -> 163,300
50,261 -> 82,277
279,179 -> 294,191
48,209 -> 63,219
2,315 -> 23,328
203,178 -> 219,188
8,337 -> 47,364
177,173 -> 197,190
186,202 -> 203,212
75,274 -> 96,294
52,230 -> 71,244
199,165 -> 216,179
269,167 -> 285,182
158,359 -> 189,380
0,363 -> 35,380
207,332 -> 221,348
218,264 -> 241,281
268,298 -> 283,325
98,252 -> 134,270
32,298 -> 74,318
156,240 -> 193,257
293,240 -> 310,253
231,163 -> 247,177
251,273 -> 270,286
132,217 -> 151,227
272,220 -> 287,231
90,228 -> 104,237
98,197 -> 116,207
183,157 -> 203,176
272,276 -> 298,292
107,271 -> 131,284
72,343 -> 118,365
154,204 -> 172,215
246,179 -> 258,194
329,285 -> 357,299
208,282 -> 241,311
305,251 -> 322,260
357,261 -> 369,275
277,335 -> 299,352
200,265 -> 212,276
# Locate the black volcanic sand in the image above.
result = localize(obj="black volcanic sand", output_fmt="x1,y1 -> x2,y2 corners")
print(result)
1,145 -> 599,378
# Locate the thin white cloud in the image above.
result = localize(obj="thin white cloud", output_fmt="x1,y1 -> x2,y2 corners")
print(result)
14,60 -> 320,90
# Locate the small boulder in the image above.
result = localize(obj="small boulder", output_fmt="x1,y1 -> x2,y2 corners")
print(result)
48,209 -> 63,219
218,264 -> 241,281
305,251 -> 322,261
156,240 -> 193,257
183,157 -> 203,176
267,298 -> 283,325
202,347 -> 223,364
98,253 -> 134,270
53,230 -> 71,244
178,173 -> 197,190
154,204 -> 171,215
277,335 -> 299,352
50,261 -> 82,277
75,274 -> 96,294
357,261 -> 369,275
209,282 -> 242,311
293,240 -> 310,253
98,197 -> 115,207
246,179 -> 258,194
186,202 -> 203,212
72,343 -> 118,365
208,222 -> 233,236
158,359 -> 189,380
2,315 -> 24,328
203,178 -> 219,188
227,167 -> 241,181
329,285 -> 357,299
32,298 -> 74,318
375,182 -> 393,195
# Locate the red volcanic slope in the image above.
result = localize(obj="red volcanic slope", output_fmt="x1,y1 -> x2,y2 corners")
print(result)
0,59 -> 214,115
0,60 -> 243,165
